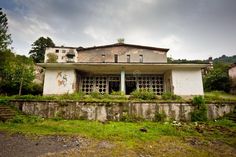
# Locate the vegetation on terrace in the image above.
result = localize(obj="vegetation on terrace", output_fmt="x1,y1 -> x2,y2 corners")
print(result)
0,90 -> 235,103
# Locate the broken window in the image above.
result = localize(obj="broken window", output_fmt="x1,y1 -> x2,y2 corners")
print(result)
108,76 -> 120,94
139,55 -> 143,63
81,76 -> 107,94
125,76 -> 136,95
137,75 -> 164,95
127,54 -> 130,63
102,54 -> 105,63
114,54 -> 118,63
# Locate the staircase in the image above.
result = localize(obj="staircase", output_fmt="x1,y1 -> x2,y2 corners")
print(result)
0,106 -> 16,122
226,107 -> 236,123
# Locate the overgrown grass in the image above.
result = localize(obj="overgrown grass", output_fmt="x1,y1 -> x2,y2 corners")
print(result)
205,91 -> 236,102
1,114 -> 236,147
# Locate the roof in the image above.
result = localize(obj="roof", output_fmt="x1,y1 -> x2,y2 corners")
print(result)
48,43 -> 169,52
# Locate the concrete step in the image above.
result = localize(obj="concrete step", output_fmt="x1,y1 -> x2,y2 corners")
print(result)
0,105 -> 17,122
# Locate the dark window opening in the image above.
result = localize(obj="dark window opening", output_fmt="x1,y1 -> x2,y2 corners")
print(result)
127,54 -> 130,63
109,81 -> 120,94
126,81 -> 137,95
55,49 -> 59,53
139,55 -> 143,63
114,54 -> 118,63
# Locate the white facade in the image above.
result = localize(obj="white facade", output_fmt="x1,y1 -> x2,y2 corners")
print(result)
171,69 -> 204,95
43,69 -> 77,95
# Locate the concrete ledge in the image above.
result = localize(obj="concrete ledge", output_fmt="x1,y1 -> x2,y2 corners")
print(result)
9,100 -> 236,121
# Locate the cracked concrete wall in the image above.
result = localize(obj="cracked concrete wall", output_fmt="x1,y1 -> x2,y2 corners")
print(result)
11,101 -> 235,122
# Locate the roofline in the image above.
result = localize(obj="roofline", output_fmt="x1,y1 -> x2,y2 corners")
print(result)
37,63 -> 209,69
46,43 -> 169,52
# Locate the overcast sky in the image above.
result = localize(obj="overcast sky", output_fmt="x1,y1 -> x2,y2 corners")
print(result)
1,0 -> 236,59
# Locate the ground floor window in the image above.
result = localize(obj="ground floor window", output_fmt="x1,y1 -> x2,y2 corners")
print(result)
80,74 -> 164,95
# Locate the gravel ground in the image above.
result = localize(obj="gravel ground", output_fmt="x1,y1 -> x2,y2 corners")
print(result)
0,132 -> 87,157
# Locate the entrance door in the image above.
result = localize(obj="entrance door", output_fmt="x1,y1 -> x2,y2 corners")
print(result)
125,76 -> 137,95
109,81 -> 120,94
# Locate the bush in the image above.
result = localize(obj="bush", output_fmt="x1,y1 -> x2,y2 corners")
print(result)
130,89 -> 156,100
161,92 -> 181,100
90,92 -> 103,99
191,96 -> 207,122
10,115 -> 43,124
154,111 -> 167,122
203,63 -> 230,92
120,113 -> 145,122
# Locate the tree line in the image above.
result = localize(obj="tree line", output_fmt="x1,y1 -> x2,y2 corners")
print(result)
0,8 -> 54,95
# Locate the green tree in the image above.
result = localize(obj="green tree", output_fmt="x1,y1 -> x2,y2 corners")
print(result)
0,50 -> 35,95
29,37 -> 55,63
0,8 -> 12,50
46,53 -> 58,63
203,63 -> 230,92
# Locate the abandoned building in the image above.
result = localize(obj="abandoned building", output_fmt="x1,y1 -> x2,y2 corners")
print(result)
38,43 -> 208,96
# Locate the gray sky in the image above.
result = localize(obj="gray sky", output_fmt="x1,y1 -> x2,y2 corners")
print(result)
1,0 -> 236,59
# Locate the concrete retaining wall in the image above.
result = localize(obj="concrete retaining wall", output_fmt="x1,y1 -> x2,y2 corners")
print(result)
10,100 -> 235,121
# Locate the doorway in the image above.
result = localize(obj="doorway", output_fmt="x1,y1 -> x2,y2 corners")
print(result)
125,76 -> 137,95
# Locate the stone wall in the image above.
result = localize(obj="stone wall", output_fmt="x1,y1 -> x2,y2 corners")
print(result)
10,100 -> 235,121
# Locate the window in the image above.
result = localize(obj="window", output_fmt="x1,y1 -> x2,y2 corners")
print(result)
114,54 -> 118,63
102,54 -> 105,63
62,50 -> 66,53
127,55 -> 130,63
139,55 -> 143,63
55,49 -> 59,53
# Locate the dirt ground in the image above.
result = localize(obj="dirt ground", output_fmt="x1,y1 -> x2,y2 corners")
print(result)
1,132 -> 236,157
0,132 -> 86,157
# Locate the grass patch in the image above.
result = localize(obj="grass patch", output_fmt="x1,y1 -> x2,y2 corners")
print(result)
1,114 -> 236,147
205,91 -> 236,102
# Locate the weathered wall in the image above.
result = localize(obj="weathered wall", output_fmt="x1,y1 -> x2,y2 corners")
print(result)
171,69 -> 204,95
43,69 -> 77,95
10,101 -> 235,121
77,46 -> 167,63
45,47 -> 78,63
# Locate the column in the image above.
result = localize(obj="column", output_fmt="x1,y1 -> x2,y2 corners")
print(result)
120,70 -> 125,94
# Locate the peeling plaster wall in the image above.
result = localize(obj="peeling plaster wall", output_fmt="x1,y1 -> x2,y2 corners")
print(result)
44,47 -> 78,63
43,69 -> 77,95
171,69 -> 204,95
77,46 -> 167,63
10,101 -> 235,122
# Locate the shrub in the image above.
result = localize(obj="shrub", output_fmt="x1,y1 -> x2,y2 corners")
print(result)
191,96 -> 207,122
130,89 -> 156,100
161,92 -> 181,100
154,111 -> 167,122
111,91 -> 125,96
10,115 -> 43,124
46,53 -> 58,63
120,113 -> 145,122
90,91 -> 103,99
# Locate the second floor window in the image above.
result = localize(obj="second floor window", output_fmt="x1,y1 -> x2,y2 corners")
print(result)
139,55 -> 143,63
127,55 -> 130,63
55,49 -> 59,53
102,54 -> 105,63
114,54 -> 118,63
